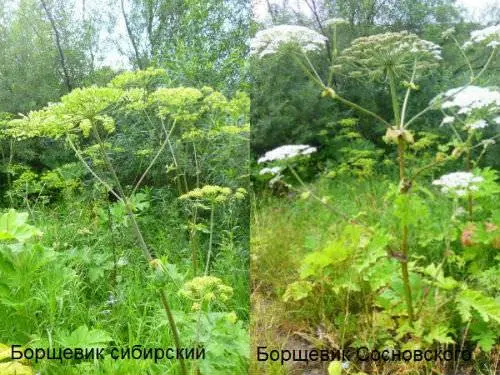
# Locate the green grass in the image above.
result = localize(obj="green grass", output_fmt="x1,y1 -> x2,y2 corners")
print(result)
0,188 -> 249,374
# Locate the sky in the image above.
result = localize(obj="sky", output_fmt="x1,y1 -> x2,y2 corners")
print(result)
252,0 -> 500,23
456,0 -> 500,21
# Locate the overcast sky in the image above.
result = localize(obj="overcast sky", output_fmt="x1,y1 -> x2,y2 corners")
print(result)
456,0 -> 500,20
252,0 -> 500,23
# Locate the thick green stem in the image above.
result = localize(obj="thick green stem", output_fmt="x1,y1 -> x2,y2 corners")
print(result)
7,139 -> 13,189
190,142 -> 201,275
452,36 -> 474,81
397,138 -> 415,323
288,165 -> 354,223
90,123 -> 187,375
190,208 -> 199,276
405,48 -> 497,129
466,146 -> 473,219
204,204 -> 215,275
388,69 -> 401,127
334,95 -> 391,127
193,142 -> 200,189
388,69 -> 414,323
167,137 -> 186,195
333,25 -> 337,58
160,118 -> 188,195
131,121 -> 175,196
400,61 -> 417,128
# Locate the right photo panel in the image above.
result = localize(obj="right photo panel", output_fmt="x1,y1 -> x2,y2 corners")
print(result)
250,1 -> 500,374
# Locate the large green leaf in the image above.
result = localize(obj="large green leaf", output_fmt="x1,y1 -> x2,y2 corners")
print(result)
328,361 -> 342,375
0,362 -> 33,375
283,281 -> 313,302
57,326 -> 113,349
0,210 -> 42,242
457,289 -> 500,324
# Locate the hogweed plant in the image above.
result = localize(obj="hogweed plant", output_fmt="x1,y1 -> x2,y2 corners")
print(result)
432,84 -> 500,219
177,275 -> 249,374
251,21 -> 500,347
6,86 -> 189,375
179,185 -> 247,275
4,69 -> 250,374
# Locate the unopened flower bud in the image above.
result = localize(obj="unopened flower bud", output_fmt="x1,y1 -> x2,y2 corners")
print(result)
435,152 -> 446,162
321,87 -> 336,98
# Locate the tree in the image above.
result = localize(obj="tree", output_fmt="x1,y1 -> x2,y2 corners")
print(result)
0,0 -> 99,113
115,0 -> 251,92
40,0 -> 73,91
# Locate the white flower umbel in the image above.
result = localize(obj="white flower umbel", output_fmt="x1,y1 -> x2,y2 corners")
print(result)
257,144 -> 317,163
467,119 -> 488,130
487,40 -> 500,48
339,31 -> 442,81
441,27 -> 455,39
324,18 -> 348,26
441,116 -> 455,125
259,166 -> 282,175
453,206 -> 467,217
415,39 -> 443,60
433,86 -> 500,114
250,25 -> 328,58
432,172 -> 484,196
463,25 -> 500,48
481,139 -> 496,146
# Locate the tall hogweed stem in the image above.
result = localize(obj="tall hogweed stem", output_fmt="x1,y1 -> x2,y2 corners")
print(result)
397,138 -> 415,323
204,203 -> 215,275
465,138 -> 474,218
389,69 -> 415,323
74,121 -> 188,375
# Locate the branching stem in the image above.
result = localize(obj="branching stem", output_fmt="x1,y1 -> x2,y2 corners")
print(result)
75,121 -> 187,375
389,69 -> 414,323
334,95 -> 391,127
204,203 -> 216,275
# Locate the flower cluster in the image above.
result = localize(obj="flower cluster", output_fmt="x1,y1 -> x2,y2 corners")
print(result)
482,139 -> 496,146
435,86 -> 500,114
453,206 -> 467,218
441,27 -> 455,39
149,87 -> 203,122
435,86 -> 500,134
257,144 -> 317,164
324,18 -> 348,27
416,39 -> 442,60
441,116 -> 455,125
109,67 -> 169,89
463,25 -> 500,49
250,25 -> 328,58
258,166 -> 287,186
179,185 -> 247,203
467,119 -> 488,130
432,172 -> 484,196
179,276 -> 233,311
259,166 -> 282,175
339,31 -> 441,81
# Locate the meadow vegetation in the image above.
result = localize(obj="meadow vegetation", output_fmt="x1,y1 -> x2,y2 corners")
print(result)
250,1 -> 500,374
0,1 -> 250,374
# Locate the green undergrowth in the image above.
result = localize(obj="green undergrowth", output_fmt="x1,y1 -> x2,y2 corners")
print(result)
251,175 -> 499,375
1,192 -> 249,374
0,68 -> 251,375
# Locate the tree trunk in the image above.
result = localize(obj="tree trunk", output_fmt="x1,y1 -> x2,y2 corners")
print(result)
120,0 -> 144,69
40,0 -> 72,92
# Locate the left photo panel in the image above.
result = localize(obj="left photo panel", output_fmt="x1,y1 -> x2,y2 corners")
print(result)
0,1 -> 251,374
